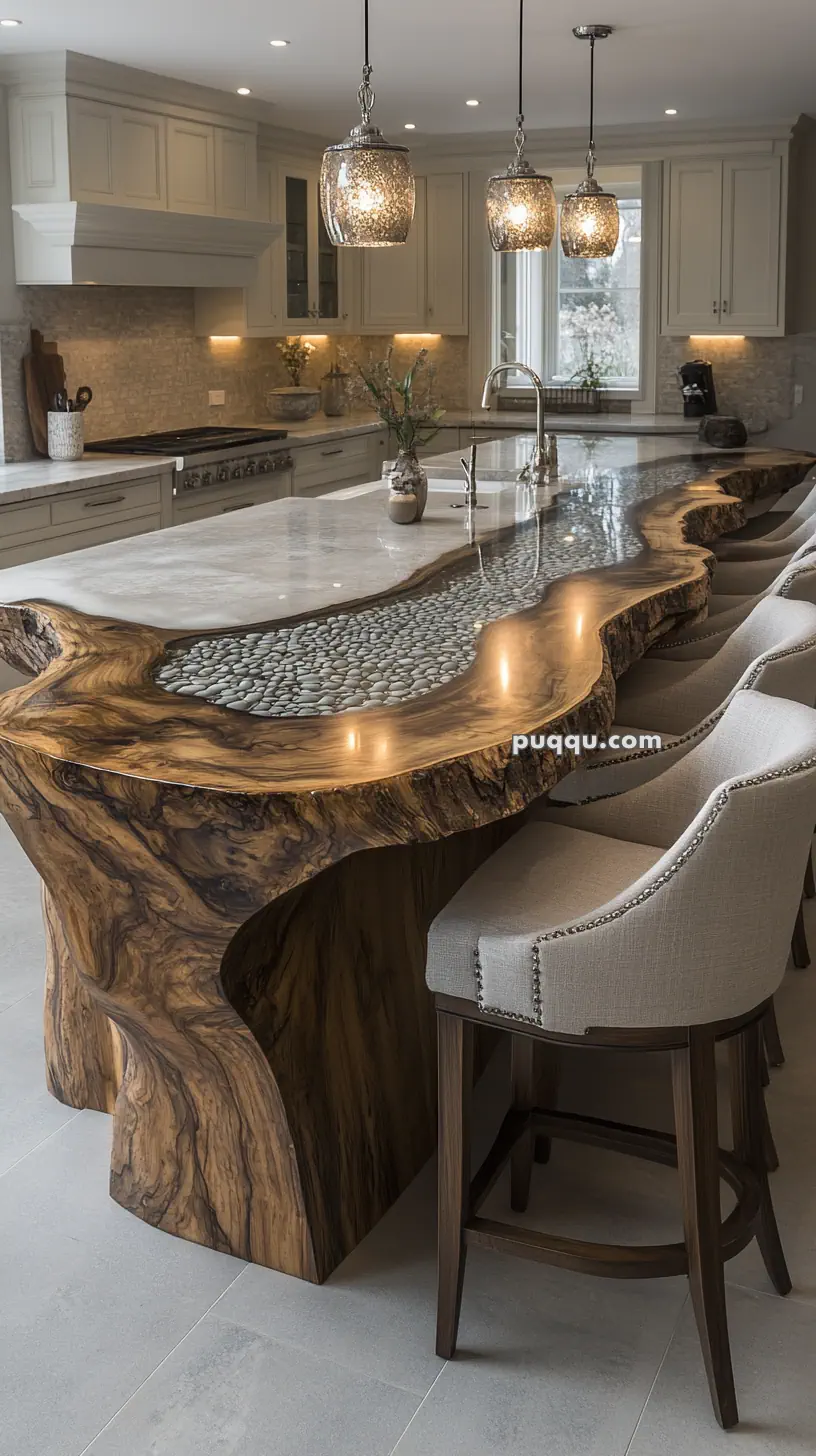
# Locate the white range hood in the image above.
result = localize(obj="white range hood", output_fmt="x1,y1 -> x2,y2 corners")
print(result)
12,202 -> 282,288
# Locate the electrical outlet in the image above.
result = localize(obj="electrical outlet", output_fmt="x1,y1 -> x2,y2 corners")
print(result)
794,384 -> 805,408
209,389 -> 226,407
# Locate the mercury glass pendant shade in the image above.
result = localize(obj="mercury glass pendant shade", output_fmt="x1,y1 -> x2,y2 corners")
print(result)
320,124 -> 415,247
320,2 -> 415,248
486,156 -> 557,253
561,25 -> 620,259
561,175 -> 620,258
486,0 -> 556,253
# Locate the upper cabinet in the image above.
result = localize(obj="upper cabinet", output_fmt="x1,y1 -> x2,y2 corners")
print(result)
10,90 -> 258,222
662,154 -> 786,336
361,173 -> 469,334
277,161 -> 345,332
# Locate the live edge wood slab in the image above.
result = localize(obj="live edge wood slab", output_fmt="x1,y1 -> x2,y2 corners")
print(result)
0,442 -> 809,1282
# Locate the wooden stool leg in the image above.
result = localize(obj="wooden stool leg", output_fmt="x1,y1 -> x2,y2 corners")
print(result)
762,1001 -> 785,1069
729,1022 -> 791,1297
791,899 -> 810,970
672,1028 -> 738,1430
510,1035 -> 535,1213
534,1045 -> 560,1166
436,1010 -> 474,1360
761,1091 -> 780,1174
805,848 -> 815,901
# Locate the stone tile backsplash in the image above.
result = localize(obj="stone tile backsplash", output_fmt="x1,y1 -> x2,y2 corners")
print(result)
656,334 -> 805,429
10,287 -> 470,447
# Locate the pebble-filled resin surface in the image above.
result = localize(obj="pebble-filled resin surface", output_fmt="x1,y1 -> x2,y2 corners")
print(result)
155,455 -> 734,718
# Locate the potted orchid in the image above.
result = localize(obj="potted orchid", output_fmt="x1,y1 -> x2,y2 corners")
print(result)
357,347 -> 445,520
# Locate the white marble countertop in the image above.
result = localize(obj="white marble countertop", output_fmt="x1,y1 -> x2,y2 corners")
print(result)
251,412 -> 384,445
0,435 -> 759,632
424,432 -> 718,480
444,409 -> 699,434
0,454 -> 176,508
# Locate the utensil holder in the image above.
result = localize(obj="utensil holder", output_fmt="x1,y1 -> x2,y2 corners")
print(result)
48,411 -> 84,462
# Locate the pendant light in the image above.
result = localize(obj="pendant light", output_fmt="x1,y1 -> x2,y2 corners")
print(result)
561,25 -> 620,259
486,0 -> 556,253
320,0 -> 415,247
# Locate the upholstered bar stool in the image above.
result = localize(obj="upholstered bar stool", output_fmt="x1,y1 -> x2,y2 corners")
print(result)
718,470 -> 816,552
427,692 -> 816,1429
715,494 -> 816,563
552,596 -> 816,981
654,551 -> 816,663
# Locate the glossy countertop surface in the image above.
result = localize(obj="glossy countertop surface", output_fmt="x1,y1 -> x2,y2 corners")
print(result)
0,435 -> 747,633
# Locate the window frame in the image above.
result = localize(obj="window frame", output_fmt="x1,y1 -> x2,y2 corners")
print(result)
491,175 -> 647,402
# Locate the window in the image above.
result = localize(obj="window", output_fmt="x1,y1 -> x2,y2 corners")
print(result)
495,195 -> 643,393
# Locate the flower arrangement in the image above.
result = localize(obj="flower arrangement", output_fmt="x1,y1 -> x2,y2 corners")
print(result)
357,347 -> 445,454
276,336 -> 315,386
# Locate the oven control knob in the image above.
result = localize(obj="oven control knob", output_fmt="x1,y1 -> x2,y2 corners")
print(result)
245,460 -> 257,476
201,470 -> 212,487
232,464 -> 245,479
186,471 -> 201,490
257,457 -> 270,474
217,466 -> 230,482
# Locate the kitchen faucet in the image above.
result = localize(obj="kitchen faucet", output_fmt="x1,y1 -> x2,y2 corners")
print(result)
481,362 -> 554,486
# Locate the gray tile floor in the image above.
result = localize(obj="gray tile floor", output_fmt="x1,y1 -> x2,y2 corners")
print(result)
1,815 -> 815,1455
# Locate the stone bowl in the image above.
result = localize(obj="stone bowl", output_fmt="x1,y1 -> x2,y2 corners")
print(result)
267,387 -> 321,422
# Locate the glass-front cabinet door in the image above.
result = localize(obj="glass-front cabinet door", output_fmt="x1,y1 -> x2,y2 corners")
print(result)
277,163 -> 345,332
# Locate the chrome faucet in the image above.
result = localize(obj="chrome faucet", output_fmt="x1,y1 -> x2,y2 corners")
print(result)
481,361 -> 551,486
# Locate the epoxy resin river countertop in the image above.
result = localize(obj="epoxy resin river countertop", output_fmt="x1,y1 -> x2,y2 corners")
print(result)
0,434 -> 809,1286
0,434 -> 809,795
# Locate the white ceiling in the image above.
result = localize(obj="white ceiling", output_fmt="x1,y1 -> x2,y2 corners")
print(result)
2,0 -> 816,138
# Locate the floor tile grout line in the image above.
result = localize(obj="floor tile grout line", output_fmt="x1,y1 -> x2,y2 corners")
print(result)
0,1106 -> 83,1180
387,1363 -> 449,1456
73,1266 -> 248,1456
209,1305 -> 435,1402
622,1291 -> 688,1455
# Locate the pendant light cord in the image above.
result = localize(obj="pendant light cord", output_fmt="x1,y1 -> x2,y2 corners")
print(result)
585,33 -> 596,176
358,0 -> 374,124
517,0 -> 524,125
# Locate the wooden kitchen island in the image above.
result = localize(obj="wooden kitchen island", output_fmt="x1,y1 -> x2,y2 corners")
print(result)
0,436 -> 809,1282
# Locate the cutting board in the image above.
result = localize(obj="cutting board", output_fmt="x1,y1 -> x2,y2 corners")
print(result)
23,330 -> 67,456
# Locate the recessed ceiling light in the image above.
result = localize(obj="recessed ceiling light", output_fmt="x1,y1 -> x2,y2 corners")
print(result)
466,98 -> 480,107
665,108 -> 678,116
404,122 -> 416,130
270,38 -> 289,47
0,17 -> 22,24
237,87 -> 251,96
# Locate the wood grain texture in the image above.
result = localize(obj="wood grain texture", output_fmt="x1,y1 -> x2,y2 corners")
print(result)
0,449 -> 809,1281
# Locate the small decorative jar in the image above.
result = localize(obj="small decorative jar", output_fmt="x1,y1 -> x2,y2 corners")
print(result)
387,448 -> 428,521
320,365 -> 350,417
388,488 -> 418,524
48,410 -> 84,462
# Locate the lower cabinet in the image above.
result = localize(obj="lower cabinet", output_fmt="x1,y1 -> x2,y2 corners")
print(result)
0,472 -> 170,568
292,431 -> 389,496
172,471 -> 292,524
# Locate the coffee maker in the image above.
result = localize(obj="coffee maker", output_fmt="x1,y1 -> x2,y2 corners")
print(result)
678,359 -> 718,418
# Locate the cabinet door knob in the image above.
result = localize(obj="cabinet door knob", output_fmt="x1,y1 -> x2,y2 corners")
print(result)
712,300 -> 719,314
722,300 -> 729,314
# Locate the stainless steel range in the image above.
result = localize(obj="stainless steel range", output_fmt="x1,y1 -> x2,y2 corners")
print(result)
85,426 -> 294,501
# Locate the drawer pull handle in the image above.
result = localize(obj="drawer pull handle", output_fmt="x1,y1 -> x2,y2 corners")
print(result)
321,447 -> 345,456
222,502 -> 255,512
84,495 -> 126,509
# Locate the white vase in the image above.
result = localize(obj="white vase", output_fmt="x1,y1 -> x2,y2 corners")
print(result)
48,411 -> 84,462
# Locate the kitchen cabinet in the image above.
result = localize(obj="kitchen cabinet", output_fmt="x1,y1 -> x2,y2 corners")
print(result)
167,119 -> 216,215
172,470 -> 292,525
68,98 -> 167,209
277,161 -> 346,333
361,173 -> 469,335
12,89 -> 257,222
0,472 -> 171,570
292,432 -> 389,495
662,154 -> 785,336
